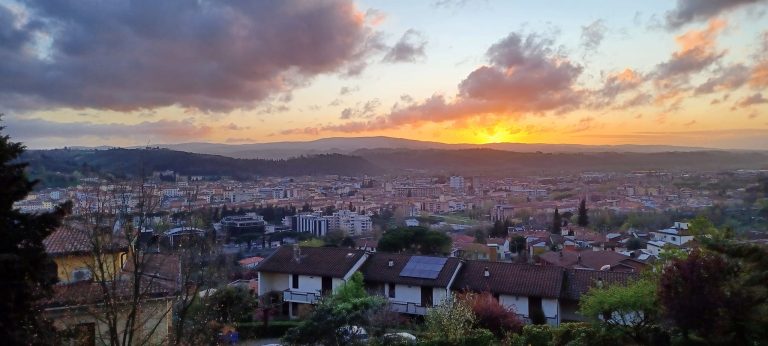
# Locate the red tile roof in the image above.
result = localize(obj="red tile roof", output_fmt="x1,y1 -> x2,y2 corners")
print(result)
361,252 -> 462,287
45,277 -> 177,308
453,260 -> 564,298
538,250 -> 635,271
44,226 -> 128,257
257,246 -> 366,278
563,269 -> 638,300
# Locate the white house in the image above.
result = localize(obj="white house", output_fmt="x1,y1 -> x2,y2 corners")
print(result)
257,246 -> 369,318
453,261 -> 564,326
361,253 -> 463,315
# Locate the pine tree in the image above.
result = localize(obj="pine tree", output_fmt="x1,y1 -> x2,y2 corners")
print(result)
0,117 -> 70,343
551,208 -> 562,235
577,198 -> 589,227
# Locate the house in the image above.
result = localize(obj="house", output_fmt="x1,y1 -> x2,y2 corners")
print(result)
257,245 -> 369,318
238,256 -> 264,269
42,226 -> 178,345
538,250 -> 647,272
560,269 -> 638,322
361,253 -> 463,315
486,238 -> 511,260
453,261 -> 564,325
651,222 -> 694,247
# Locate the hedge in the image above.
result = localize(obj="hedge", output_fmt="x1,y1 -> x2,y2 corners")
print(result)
236,320 -> 302,339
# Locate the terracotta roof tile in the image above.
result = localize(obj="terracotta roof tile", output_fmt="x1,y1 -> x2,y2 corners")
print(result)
563,269 -> 638,300
257,246 -> 366,278
361,252 -> 461,287
453,261 -> 564,298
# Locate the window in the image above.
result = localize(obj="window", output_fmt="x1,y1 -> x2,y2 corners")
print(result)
292,274 -> 299,289
72,267 -> 92,282
388,283 -> 396,298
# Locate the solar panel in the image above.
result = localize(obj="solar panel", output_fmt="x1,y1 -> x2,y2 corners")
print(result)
399,256 -> 448,279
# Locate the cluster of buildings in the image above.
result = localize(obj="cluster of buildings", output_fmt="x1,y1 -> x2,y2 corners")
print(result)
283,209 -> 373,237
257,245 -> 636,325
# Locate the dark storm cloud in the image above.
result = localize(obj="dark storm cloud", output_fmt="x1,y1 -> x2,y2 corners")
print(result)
665,0 -> 766,29
286,31 -> 584,134
4,117 -> 212,140
382,29 -> 427,63
0,0 -> 379,112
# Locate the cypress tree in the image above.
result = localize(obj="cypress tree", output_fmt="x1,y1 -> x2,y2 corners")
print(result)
577,198 -> 589,227
551,208 -> 562,235
0,117 -> 70,342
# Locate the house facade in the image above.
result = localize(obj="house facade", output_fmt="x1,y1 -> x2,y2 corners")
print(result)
257,245 -> 369,318
361,253 -> 462,315
256,246 -> 639,326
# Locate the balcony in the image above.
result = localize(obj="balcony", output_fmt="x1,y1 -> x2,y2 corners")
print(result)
283,289 -> 320,304
389,301 -> 428,315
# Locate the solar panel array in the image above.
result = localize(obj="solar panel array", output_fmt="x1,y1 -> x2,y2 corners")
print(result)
399,256 -> 448,279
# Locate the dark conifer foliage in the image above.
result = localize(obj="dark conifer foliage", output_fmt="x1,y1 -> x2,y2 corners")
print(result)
577,198 -> 589,227
0,117 -> 71,343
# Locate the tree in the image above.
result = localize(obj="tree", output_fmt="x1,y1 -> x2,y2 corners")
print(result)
580,279 -> 660,344
489,219 -> 506,238
424,295 -> 476,343
283,272 -> 385,345
658,250 -> 730,341
551,208 -> 562,235
0,116 -> 71,343
626,237 -> 643,251
577,199 -> 589,227
377,227 -> 452,256
461,291 -> 523,338
322,205 -> 336,216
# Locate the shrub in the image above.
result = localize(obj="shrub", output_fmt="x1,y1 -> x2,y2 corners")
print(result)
423,295 -> 476,343
236,320 -> 302,339
510,324 -> 553,346
461,292 -> 523,337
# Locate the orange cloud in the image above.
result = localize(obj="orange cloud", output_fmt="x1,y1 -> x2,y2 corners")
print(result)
750,61 -> 768,87
676,19 -> 725,53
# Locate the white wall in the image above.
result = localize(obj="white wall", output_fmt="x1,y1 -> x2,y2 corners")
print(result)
296,275 -> 322,293
500,294 -> 529,316
258,272 -> 289,296
432,287 -> 447,305
543,298 -> 560,325
394,284 -> 421,305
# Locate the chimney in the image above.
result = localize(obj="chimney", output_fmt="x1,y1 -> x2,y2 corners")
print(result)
483,267 -> 490,277
387,259 -> 394,267
293,243 -> 301,263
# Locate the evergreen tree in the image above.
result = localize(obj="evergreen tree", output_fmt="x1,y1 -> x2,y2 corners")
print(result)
577,198 -> 589,227
551,208 -> 562,235
0,118 -> 70,343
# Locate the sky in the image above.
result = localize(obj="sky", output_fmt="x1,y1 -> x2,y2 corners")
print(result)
1,0 -> 768,149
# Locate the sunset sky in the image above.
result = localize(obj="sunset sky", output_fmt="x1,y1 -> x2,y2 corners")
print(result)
2,0 -> 768,149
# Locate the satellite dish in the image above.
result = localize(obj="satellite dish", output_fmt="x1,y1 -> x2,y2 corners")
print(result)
600,265 -> 611,271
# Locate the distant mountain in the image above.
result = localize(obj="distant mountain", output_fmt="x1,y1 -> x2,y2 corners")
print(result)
153,136 -> 722,159
356,148 -> 768,175
21,148 -> 381,185
21,147 -> 768,189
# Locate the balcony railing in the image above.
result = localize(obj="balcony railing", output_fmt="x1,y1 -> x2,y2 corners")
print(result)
283,290 -> 319,304
389,301 -> 428,315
